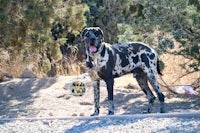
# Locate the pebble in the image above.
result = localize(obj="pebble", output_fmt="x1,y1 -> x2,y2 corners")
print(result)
0,117 -> 200,133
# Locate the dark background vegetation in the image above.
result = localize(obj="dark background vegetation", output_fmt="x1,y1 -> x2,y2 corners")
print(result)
0,0 -> 199,82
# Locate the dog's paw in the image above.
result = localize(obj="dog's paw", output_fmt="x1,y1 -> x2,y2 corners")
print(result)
142,111 -> 150,114
90,111 -> 99,116
160,107 -> 165,113
108,111 -> 114,115
90,113 -> 99,116
147,104 -> 153,113
160,102 -> 165,113
142,106 -> 152,114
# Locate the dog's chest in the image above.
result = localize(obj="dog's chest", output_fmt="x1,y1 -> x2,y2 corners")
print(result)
92,49 -> 109,70
88,47 -> 113,80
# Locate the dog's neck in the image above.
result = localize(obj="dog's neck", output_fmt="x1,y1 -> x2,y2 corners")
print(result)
89,42 -> 106,57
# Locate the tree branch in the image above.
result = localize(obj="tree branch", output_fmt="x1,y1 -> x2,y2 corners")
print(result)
159,75 -> 178,94
171,70 -> 196,85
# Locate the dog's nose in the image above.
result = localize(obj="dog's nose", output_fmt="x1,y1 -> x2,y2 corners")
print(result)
90,38 -> 96,45
90,38 -> 95,42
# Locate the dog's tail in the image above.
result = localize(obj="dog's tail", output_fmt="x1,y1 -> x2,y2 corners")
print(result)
157,59 -> 163,76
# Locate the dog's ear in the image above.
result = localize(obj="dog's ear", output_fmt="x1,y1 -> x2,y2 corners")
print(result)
96,27 -> 104,41
80,28 -> 88,41
97,27 -> 104,37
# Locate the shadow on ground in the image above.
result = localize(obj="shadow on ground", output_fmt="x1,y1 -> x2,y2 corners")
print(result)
0,78 -> 57,120
1,77 -> 200,128
65,90 -> 200,133
95,88 -> 200,115
65,118 -> 135,133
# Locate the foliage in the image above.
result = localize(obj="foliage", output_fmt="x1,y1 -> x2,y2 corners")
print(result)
83,0 -> 142,43
115,0 -> 200,72
0,0 -> 88,75
139,0 -> 200,72
82,0 -> 200,73
0,0 -> 199,76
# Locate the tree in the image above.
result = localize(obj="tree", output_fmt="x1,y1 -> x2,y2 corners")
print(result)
0,0 -> 88,76
117,0 -> 200,73
83,0 -> 141,43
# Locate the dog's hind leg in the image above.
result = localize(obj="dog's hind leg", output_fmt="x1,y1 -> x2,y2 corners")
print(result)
91,80 -> 100,116
146,71 -> 165,113
105,78 -> 114,115
134,68 -> 156,113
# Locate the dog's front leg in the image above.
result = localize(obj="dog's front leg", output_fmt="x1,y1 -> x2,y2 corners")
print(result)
91,80 -> 100,116
105,78 -> 114,115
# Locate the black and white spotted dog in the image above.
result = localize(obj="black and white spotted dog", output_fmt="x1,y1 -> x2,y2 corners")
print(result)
81,27 -> 165,116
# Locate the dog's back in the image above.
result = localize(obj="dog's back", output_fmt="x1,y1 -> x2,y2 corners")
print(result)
111,42 -> 158,77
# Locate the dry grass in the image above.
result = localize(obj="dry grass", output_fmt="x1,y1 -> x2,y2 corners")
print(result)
161,54 -> 199,84
0,50 -> 86,78
0,47 -> 199,87
0,51 -> 25,77
52,55 -> 86,76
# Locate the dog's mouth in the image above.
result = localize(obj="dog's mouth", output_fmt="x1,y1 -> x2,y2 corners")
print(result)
89,45 -> 98,53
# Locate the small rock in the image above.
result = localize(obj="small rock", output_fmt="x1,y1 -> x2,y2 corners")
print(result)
79,113 -> 85,116
19,65 -> 37,78
125,83 -> 138,89
49,112 -> 53,116
72,113 -> 78,116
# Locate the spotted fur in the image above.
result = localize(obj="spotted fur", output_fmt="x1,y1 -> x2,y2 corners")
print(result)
81,27 -> 165,116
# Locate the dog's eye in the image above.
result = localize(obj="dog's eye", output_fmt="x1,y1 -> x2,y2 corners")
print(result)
94,32 -> 99,36
85,32 -> 89,37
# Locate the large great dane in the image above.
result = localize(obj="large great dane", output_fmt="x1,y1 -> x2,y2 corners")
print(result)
81,27 -> 165,116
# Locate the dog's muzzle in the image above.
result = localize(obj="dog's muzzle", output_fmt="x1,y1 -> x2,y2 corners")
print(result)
89,38 -> 98,53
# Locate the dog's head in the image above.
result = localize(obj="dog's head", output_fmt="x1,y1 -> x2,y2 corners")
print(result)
81,27 -> 104,53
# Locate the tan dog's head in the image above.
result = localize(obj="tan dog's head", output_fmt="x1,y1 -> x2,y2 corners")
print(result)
81,27 -> 104,53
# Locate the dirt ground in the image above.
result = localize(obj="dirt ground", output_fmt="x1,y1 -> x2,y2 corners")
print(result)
0,73 -> 200,119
